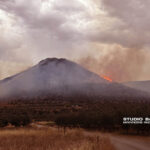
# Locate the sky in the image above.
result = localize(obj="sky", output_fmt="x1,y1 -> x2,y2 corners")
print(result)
0,0 -> 150,82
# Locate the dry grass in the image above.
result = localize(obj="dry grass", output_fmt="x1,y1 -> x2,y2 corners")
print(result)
0,127 -> 115,150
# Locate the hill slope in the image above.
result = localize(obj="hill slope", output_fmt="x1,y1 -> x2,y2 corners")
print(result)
124,80 -> 150,93
0,58 -> 149,99
0,58 -> 107,98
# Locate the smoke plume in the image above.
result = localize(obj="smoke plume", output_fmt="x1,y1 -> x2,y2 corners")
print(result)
79,45 -> 149,82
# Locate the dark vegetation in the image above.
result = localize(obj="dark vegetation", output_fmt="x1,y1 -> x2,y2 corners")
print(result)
0,95 -> 150,135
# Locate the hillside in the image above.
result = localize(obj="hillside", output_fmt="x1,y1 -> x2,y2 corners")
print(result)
124,80 -> 150,93
0,58 -> 149,99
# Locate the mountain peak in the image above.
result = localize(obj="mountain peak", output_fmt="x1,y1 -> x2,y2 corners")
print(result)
0,57 -> 149,99
39,58 -> 67,66
0,57 -> 109,98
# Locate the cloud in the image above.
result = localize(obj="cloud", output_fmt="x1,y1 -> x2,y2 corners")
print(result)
0,0 -> 87,41
93,0 -> 150,48
0,0 -> 91,60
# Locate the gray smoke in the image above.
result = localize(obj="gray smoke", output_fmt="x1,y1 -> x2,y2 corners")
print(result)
79,46 -> 150,82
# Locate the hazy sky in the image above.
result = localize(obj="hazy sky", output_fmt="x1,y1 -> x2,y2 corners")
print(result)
0,0 -> 150,82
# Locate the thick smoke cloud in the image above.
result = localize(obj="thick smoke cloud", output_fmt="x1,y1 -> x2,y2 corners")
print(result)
81,0 -> 150,81
79,44 -> 150,82
0,0 -> 150,81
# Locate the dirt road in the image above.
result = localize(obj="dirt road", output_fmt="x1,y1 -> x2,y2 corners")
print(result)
110,135 -> 150,150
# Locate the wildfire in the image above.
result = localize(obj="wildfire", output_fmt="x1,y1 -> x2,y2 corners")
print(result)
102,75 -> 113,82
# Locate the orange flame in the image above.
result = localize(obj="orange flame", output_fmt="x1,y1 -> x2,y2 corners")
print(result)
102,76 -> 112,82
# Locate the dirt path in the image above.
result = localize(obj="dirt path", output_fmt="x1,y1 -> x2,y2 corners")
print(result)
110,135 -> 150,150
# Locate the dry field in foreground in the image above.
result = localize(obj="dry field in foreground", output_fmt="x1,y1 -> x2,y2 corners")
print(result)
0,127 -> 115,150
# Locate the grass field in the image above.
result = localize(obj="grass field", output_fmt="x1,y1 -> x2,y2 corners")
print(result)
0,127 -> 115,150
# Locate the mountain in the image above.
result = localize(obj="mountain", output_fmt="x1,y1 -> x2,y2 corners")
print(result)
124,80 -> 150,93
0,58 -> 149,100
0,58 -> 107,98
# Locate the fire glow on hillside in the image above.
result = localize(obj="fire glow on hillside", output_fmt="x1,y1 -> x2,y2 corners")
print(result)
102,76 -> 113,82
